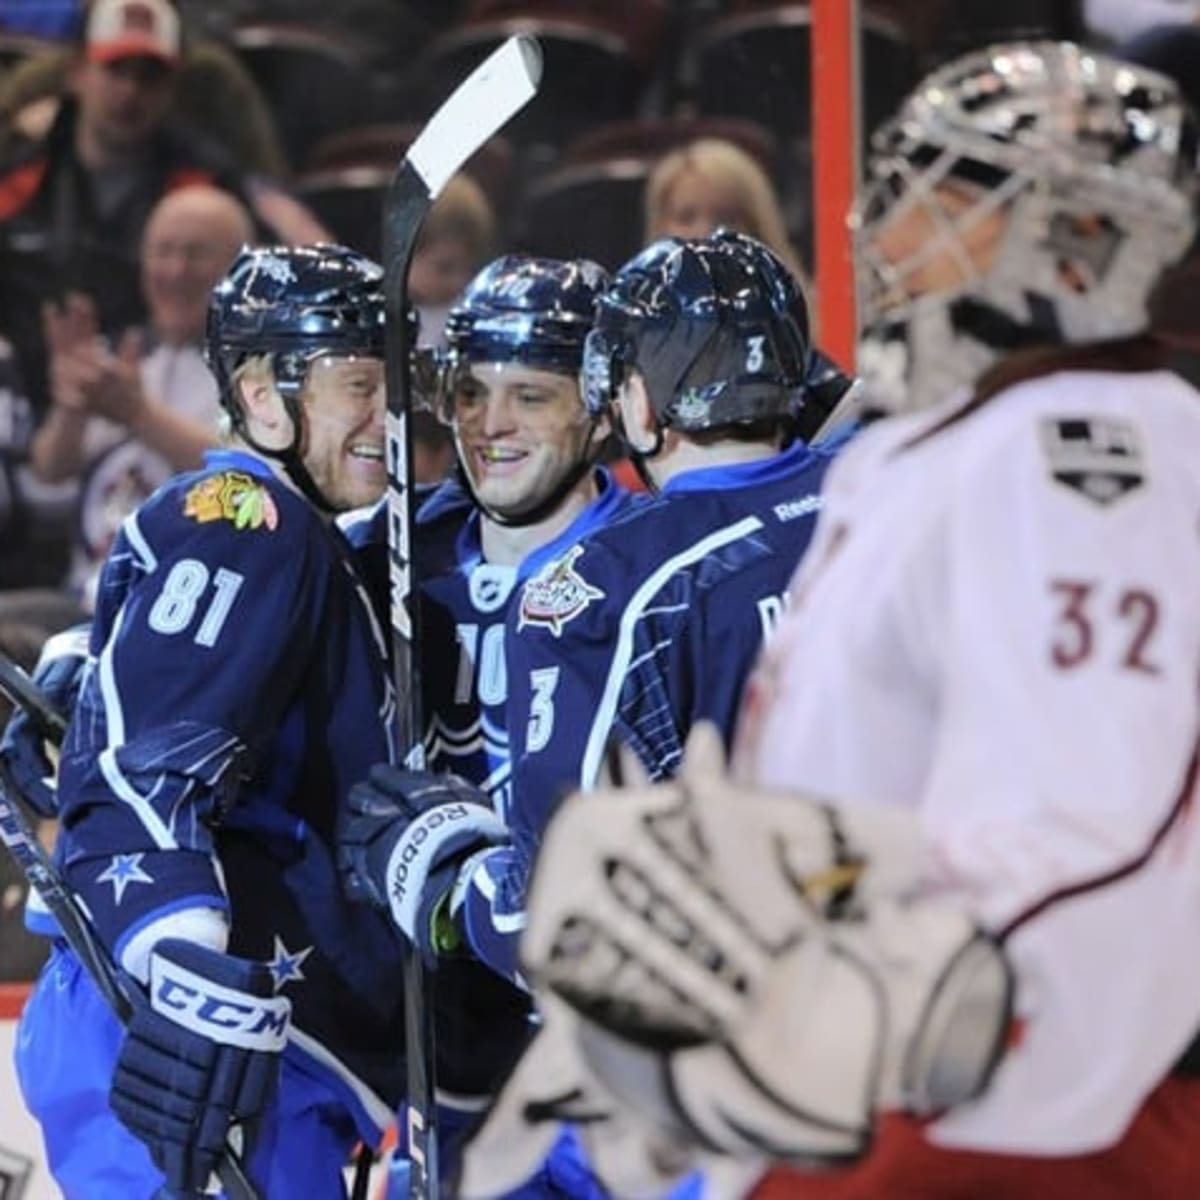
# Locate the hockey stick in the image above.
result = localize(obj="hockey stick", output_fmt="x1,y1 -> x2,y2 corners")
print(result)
0,655 -> 259,1200
0,651 -> 66,744
382,35 -> 543,1200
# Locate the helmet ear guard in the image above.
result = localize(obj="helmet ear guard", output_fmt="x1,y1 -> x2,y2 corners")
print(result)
580,326 -> 627,417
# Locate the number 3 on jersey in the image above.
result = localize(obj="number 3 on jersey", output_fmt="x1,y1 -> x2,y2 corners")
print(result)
148,558 -> 245,647
526,667 -> 560,753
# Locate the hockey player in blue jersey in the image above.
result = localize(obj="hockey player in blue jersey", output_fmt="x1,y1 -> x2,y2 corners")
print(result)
340,230 -> 840,1195
14,244 -> 413,1199
342,254 -> 635,1196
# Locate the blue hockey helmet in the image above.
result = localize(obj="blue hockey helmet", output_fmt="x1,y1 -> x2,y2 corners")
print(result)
582,229 -> 812,431
206,243 -> 403,417
442,255 -> 610,376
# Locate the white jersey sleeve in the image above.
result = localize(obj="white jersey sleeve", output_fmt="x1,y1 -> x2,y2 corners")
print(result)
738,368 -> 1200,1154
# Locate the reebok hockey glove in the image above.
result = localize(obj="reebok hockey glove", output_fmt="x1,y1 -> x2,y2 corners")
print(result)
0,624 -> 89,816
109,938 -> 290,1197
337,764 -> 508,962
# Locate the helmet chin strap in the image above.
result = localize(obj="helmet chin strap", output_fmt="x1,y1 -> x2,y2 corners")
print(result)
949,292 -> 1064,354
230,393 -> 338,515
614,411 -> 664,497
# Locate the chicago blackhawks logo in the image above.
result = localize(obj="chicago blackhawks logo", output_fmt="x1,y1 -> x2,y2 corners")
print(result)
518,545 -> 603,637
184,471 -> 280,531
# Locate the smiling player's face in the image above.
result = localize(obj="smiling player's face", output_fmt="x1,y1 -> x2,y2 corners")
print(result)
298,355 -> 387,512
448,363 -> 593,520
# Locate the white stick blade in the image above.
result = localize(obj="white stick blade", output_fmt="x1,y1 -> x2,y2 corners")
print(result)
408,34 -> 543,199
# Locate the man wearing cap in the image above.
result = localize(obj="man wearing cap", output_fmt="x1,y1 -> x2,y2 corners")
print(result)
0,0 -> 256,424
0,1 -> 292,590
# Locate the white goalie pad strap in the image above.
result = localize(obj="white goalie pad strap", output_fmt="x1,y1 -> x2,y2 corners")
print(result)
384,803 -> 507,934
459,994 -> 694,1200
458,1010 -> 572,1200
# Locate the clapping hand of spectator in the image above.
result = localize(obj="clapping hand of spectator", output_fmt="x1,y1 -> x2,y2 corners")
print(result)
43,292 -> 147,430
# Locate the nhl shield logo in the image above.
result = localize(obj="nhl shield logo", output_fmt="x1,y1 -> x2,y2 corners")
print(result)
518,545 -> 604,637
1040,417 -> 1145,507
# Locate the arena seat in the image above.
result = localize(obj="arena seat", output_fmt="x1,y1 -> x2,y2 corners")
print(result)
416,12 -> 651,155
229,23 -> 378,172
296,126 -> 513,260
688,2 -> 918,143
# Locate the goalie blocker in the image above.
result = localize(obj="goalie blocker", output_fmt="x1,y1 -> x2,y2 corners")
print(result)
517,724 -> 1014,1165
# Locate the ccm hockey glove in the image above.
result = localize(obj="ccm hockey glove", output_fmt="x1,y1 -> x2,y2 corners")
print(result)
338,764 -> 508,962
109,939 -> 290,1197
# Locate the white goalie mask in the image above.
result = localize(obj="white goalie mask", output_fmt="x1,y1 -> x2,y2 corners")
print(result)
853,41 -> 1199,411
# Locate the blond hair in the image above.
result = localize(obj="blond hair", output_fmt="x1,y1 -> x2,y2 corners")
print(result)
417,172 -> 496,263
644,138 -> 808,286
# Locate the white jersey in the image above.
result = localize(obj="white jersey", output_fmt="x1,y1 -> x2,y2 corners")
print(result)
737,366 -> 1200,1155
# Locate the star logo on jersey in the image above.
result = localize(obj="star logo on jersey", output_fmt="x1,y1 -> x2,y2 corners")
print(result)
184,471 -> 280,531
267,935 -> 313,990
517,545 -> 604,637
96,853 -> 154,905
1040,417 -> 1145,506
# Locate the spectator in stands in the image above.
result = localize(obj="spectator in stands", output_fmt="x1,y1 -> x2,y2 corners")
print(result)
29,184 -> 252,608
408,171 -> 497,347
0,0 -> 324,422
0,13 -> 291,179
643,137 -> 808,286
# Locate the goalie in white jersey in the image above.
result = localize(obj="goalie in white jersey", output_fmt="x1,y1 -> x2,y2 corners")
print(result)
489,41 -> 1200,1200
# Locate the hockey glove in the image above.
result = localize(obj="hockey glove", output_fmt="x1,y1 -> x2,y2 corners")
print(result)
0,624 -> 89,816
521,723 -> 1013,1163
109,938 -> 290,1197
337,765 -> 508,961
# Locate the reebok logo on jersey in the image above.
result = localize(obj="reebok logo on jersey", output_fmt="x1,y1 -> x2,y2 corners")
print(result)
184,471 -> 280,531
517,545 -> 604,637
773,495 -> 822,522
1041,417 -> 1145,506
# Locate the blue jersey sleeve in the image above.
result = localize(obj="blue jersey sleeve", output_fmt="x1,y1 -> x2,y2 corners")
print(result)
59,461 -> 341,966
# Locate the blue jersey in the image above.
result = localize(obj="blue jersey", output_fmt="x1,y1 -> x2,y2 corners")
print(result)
51,449 -> 405,1139
342,468 -> 635,1101
414,469 -> 633,819
461,442 -> 833,981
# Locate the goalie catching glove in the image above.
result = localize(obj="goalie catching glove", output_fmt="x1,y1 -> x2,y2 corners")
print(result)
109,938 -> 290,1197
520,723 -> 1014,1164
337,764 -> 508,961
